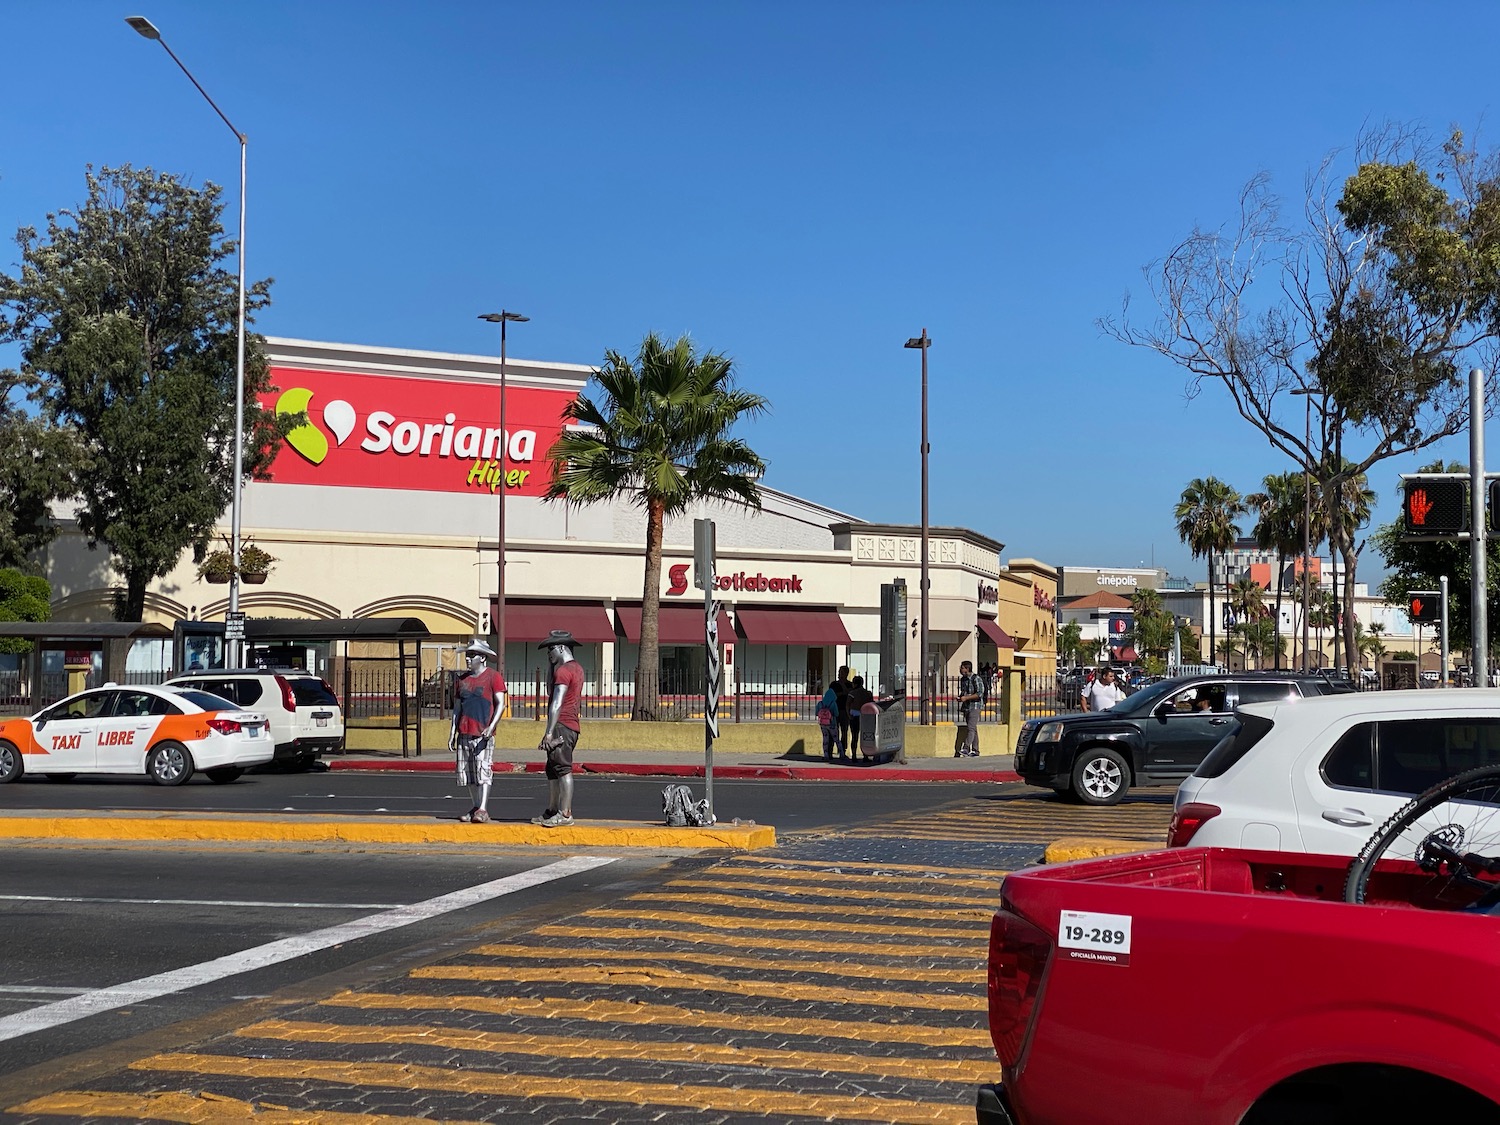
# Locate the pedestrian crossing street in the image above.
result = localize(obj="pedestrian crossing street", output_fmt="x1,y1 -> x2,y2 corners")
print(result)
8,854 -> 1006,1124
838,789 -> 1176,845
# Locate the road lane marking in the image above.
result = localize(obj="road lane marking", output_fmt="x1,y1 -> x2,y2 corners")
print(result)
725,855 -> 1006,877
123,1052 -> 973,1124
470,942 -> 983,982
411,963 -> 981,1010
322,990 -> 994,1046
0,856 -> 616,1044
684,866 -> 999,889
9,1089 -> 488,1123
0,986 -> 89,996
625,890 -> 994,919
574,907 -> 985,939
0,894 -> 402,910
237,1017 -> 998,1083
666,878 -> 998,906
534,924 -> 984,958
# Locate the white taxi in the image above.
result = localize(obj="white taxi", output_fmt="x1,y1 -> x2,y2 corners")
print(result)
0,683 -> 274,786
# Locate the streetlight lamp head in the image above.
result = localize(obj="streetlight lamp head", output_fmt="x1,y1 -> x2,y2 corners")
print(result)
904,336 -> 930,349
125,15 -> 161,39
479,312 -> 529,324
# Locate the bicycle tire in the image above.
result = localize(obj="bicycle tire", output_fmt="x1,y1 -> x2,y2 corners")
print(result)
1344,763 -> 1500,905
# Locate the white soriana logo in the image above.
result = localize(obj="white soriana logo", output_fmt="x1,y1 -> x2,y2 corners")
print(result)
361,410 -> 536,461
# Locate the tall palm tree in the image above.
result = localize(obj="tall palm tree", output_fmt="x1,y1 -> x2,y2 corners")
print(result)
1245,471 -> 1304,669
1307,590 -> 1336,669
545,333 -> 768,719
1175,477 -> 1245,670
1228,575 -> 1268,627
1056,621 -> 1085,667
1323,460 -> 1376,670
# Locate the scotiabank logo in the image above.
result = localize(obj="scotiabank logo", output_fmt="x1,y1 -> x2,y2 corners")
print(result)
666,563 -> 804,596
265,367 -> 572,497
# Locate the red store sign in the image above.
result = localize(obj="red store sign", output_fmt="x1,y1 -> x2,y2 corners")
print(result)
262,366 -> 576,497
666,564 -> 805,597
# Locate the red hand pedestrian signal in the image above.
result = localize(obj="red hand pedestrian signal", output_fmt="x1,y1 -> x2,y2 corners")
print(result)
1407,489 -> 1434,526
1402,479 -> 1467,535
1409,596 -> 1439,624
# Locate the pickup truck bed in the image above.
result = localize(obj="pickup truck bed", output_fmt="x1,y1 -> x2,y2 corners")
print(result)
980,848 -> 1500,1125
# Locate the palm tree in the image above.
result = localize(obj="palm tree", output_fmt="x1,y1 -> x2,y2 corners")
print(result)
1175,477 -> 1246,669
1245,472 -> 1304,669
1307,590 -> 1336,669
1323,460 -> 1376,670
1228,575 -> 1268,628
1056,621 -> 1085,667
1126,586 -> 1173,664
1237,618 -> 1283,669
545,333 -> 768,719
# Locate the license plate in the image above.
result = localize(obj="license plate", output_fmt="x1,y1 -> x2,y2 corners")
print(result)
247,725 -> 262,737
315,717 -> 328,727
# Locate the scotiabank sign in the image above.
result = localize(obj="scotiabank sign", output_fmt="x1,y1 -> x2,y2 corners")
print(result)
666,563 -> 804,596
262,367 -> 574,496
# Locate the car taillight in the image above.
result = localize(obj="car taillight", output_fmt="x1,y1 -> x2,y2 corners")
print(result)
274,674 -> 296,712
987,908 -> 1052,1069
1167,802 -> 1221,848
206,718 -> 242,735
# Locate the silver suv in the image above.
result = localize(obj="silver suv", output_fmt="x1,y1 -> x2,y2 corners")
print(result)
163,669 -> 344,768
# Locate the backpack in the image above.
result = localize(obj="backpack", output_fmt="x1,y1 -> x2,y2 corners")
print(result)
662,783 -> 714,827
817,704 -> 833,726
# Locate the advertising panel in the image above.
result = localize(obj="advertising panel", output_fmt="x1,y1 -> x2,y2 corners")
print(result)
262,366 -> 576,497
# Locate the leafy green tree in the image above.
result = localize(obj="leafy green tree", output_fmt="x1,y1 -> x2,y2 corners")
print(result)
1174,476 -> 1245,669
0,368 -> 82,568
0,165 -> 282,621
0,568 -> 50,655
545,333 -> 768,719
1106,127 -> 1500,672
1056,620 -> 1085,667
1236,617 -> 1283,669
1127,586 -> 1175,664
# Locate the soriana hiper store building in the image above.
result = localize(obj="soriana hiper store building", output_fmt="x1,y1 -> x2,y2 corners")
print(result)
45,338 -> 1056,687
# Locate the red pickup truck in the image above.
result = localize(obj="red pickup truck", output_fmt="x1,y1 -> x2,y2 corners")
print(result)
978,847 -> 1500,1124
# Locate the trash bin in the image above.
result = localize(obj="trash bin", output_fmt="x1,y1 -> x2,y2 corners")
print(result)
859,696 -> 905,763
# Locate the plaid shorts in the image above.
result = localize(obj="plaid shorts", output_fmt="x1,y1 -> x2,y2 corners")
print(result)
455,734 -> 493,787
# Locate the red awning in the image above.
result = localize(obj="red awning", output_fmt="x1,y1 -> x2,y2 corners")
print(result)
734,608 -> 851,645
616,604 -> 734,645
977,618 -> 1016,649
493,600 -> 616,644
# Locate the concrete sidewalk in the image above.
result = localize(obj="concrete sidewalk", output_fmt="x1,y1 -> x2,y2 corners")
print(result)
327,747 -> 1021,783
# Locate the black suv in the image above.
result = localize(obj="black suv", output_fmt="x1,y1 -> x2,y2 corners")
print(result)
1014,674 -> 1350,805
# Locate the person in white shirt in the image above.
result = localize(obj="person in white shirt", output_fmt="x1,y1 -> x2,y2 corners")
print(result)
1082,667 -> 1126,711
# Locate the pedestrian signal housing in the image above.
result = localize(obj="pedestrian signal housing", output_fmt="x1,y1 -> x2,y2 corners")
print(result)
1401,479 -> 1467,535
1408,592 -> 1440,624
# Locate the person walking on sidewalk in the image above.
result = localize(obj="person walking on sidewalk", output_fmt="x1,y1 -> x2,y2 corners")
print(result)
449,639 -> 507,823
817,683 -> 842,761
533,630 -> 583,827
1082,666 -> 1126,711
832,665 -> 854,756
845,675 -> 874,760
956,659 -> 985,758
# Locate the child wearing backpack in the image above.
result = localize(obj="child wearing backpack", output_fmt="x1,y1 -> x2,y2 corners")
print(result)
817,684 -> 841,761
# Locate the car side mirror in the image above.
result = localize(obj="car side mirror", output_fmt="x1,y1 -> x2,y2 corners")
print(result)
1153,701 -> 1173,719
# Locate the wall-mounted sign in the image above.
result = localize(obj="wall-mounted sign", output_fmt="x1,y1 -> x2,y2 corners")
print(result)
263,367 -> 575,497
1033,585 -> 1056,610
666,563 -> 804,597
977,582 -> 999,606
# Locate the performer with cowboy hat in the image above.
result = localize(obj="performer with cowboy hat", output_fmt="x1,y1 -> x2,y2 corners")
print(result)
449,638 -> 506,823
534,629 -> 583,827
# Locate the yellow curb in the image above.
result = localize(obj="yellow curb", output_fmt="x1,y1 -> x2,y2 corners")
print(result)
0,812 -> 776,850
1043,836 -> 1156,864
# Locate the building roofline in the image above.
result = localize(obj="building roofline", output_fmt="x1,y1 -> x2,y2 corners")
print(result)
830,522 -> 1004,554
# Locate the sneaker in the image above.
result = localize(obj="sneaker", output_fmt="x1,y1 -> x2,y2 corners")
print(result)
470,808 -> 490,823
539,811 -> 574,828
530,808 -> 557,826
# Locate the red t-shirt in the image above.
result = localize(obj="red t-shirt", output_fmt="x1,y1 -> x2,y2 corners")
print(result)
552,660 -> 584,732
454,667 -> 507,735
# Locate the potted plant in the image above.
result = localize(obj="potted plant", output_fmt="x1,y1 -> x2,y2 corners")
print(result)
196,540 -> 276,585
198,550 -> 233,584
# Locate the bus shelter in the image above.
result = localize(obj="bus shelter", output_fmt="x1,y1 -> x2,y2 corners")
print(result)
0,622 -> 174,714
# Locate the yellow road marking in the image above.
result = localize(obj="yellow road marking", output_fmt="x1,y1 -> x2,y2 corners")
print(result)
323,991 -> 993,1047
6,1089 -> 475,1124
470,943 -> 982,983
237,1018 -> 997,1083
700,865 -> 999,888
410,963 -> 980,1010
725,856 -> 999,877
624,891 -> 994,920
575,908 -> 986,939
663,878 -> 998,907
535,924 -> 985,959
127,1052 -> 972,1124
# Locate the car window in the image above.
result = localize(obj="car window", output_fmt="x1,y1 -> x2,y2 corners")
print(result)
289,678 -> 339,707
189,679 -> 260,706
1236,681 -> 1298,706
1167,682 -> 1229,714
1322,724 -> 1374,790
113,690 -> 180,717
1195,714 -> 1273,778
170,689 -> 241,712
39,691 -> 115,723
1374,718 -> 1500,795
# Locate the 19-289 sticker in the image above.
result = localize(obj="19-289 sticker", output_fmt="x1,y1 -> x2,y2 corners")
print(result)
1059,909 -> 1132,966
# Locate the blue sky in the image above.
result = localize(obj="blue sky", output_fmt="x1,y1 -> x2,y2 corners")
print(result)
4,1 -> 1499,583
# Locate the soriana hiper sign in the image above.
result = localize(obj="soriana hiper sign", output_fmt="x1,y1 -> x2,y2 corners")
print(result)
262,367 -> 575,496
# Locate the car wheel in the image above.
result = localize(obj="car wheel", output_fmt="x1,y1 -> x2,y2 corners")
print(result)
205,766 -> 243,784
147,742 -> 194,786
1072,747 -> 1129,806
0,740 -> 21,783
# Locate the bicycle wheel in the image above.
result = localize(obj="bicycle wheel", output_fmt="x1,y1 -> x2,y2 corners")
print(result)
1344,764 -> 1500,906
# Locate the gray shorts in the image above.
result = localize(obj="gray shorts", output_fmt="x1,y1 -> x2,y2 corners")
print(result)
545,725 -> 579,779
455,734 -> 493,787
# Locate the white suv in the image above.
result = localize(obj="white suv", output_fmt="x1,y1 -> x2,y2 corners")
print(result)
1170,689 -> 1500,854
163,669 -> 344,769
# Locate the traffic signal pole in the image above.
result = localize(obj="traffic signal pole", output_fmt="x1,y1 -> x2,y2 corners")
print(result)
1472,369 -> 1488,689
1441,574 -> 1450,687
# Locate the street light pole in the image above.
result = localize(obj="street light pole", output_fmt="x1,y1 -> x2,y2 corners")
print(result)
128,15 -> 248,665
478,311 -> 528,679
905,330 -> 931,725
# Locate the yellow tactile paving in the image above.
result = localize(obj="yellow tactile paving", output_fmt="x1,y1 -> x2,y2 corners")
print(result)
534,922 -> 985,959
8,1090 -> 484,1123
126,1053 -> 972,1125
410,963 -> 981,1011
322,989 -> 993,1046
570,907 -> 985,939
471,941 -> 983,983
237,1018 -> 997,1084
